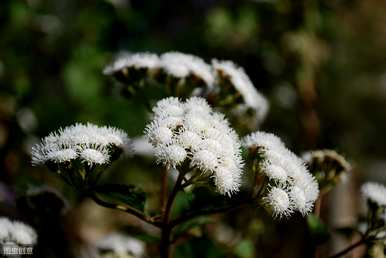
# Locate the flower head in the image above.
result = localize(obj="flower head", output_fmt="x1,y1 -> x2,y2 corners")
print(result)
243,131 -> 319,217
0,217 -> 37,246
302,149 -> 351,185
264,187 -> 292,218
31,123 -> 131,167
212,60 -> 269,124
145,97 -> 244,195
160,52 -> 214,87
361,182 -> 386,206
103,52 -> 160,75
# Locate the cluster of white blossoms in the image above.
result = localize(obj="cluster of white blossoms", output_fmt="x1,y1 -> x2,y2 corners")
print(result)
103,51 -> 214,87
96,233 -> 145,258
103,52 -> 160,75
361,182 -> 386,207
160,52 -> 215,87
31,123 -> 131,167
103,51 -> 268,125
0,217 -> 37,246
145,97 -> 244,196
212,59 -> 269,123
243,132 -> 319,218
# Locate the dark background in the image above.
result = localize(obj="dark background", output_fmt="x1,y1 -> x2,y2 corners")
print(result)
0,1 -> 385,257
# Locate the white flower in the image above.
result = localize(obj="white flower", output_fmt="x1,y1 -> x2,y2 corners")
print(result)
160,52 -> 215,87
11,222 -> 38,245
145,97 -> 243,195
243,131 -> 319,217
264,187 -> 293,218
96,233 -> 145,257
212,59 -> 269,123
46,149 -> 78,163
31,123 -> 131,166
103,52 -> 160,75
361,182 -> 386,206
0,217 -> 12,240
243,131 -> 285,150
301,149 -> 352,176
80,148 -> 110,166
0,217 -> 37,246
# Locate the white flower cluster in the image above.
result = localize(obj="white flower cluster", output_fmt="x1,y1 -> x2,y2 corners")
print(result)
0,217 -> 37,246
212,59 -> 269,123
103,51 -> 214,87
361,182 -> 386,207
243,132 -> 319,218
145,97 -> 244,196
31,123 -> 131,167
96,233 -> 145,258
103,52 -> 160,75
160,52 -> 215,87
103,51 -> 269,125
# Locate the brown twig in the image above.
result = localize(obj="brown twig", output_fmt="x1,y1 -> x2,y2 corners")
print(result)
160,166 -> 169,213
329,237 -> 366,258
160,172 -> 185,258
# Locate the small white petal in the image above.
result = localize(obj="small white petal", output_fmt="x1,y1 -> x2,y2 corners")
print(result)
361,182 -> 386,206
265,187 -> 292,218
11,221 -> 38,245
80,148 -> 109,165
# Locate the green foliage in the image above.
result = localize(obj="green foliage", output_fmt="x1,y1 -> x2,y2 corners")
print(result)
307,214 -> 330,245
93,183 -> 147,212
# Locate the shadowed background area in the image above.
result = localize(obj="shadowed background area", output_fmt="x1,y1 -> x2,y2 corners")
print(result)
0,0 -> 385,257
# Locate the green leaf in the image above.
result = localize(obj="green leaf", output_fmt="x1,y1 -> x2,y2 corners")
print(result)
307,214 -> 330,245
93,184 -> 146,211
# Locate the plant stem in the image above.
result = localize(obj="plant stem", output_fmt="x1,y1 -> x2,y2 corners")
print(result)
160,171 -> 185,258
160,166 -> 169,213
329,237 -> 366,258
89,192 -> 161,227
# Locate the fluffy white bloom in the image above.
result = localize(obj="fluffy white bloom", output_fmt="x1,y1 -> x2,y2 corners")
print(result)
0,217 -> 12,240
0,217 -> 37,246
212,59 -> 269,123
145,97 -> 243,195
103,52 -> 160,75
361,182 -> 386,206
80,148 -> 110,166
46,149 -> 78,163
31,123 -> 131,166
160,52 -> 215,87
11,222 -> 38,245
96,233 -> 145,257
243,131 -> 319,217
264,187 -> 292,218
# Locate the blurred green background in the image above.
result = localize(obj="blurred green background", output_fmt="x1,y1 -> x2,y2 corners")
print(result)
1,0 -> 386,258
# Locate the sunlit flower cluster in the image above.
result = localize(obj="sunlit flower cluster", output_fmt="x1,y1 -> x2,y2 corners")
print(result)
103,52 -> 160,75
145,97 -> 244,196
160,52 -> 215,87
302,149 -> 351,174
32,123 -> 131,167
243,132 -> 319,218
361,182 -> 386,207
104,51 -> 214,87
104,51 -> 269,127
0,217 -> 37,246
212,59 -> 269,124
